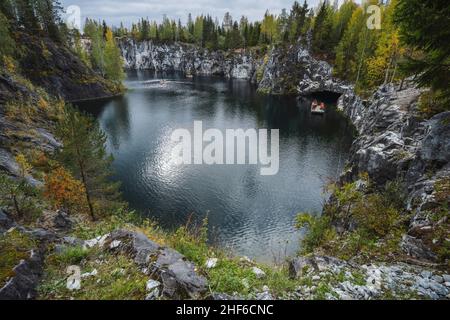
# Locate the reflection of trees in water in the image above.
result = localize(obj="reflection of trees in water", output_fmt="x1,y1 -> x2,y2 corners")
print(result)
75,96 -> 131,150
101,98 -> 131,150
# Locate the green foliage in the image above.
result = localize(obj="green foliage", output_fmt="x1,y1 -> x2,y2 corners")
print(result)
394,0 -> 450,108
55,105 -> 123,221
0,0 -> 66,43
418,90 -> 450,119
0,12 -> 15,63
83,19 -> 125,82
0,174 -> 41,221
295,213 -> 335,254
39,249 -> 148,300
311,1 -> 335,56
54,246 -> 91,265
0,229 -> 36,287
297,175 -> 407,261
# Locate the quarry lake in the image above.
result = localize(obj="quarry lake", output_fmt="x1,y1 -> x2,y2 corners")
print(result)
79,71 -> 354,263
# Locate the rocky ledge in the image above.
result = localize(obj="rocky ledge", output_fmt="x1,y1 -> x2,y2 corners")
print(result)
119,39 -> 257,80
258,44 -> 349,95
336,81 -> 449,264
288,255 -> 450,300
119,39 -> 348,96
78,229 -> 209,299
16,32 -> 120,102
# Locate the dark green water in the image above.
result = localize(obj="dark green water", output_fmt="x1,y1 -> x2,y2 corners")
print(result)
79,71 -> 354,263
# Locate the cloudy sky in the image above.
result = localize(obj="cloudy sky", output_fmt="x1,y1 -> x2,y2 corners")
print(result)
60,0 -> 327,27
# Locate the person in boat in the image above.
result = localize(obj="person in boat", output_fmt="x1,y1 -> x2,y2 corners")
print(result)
311,99 -> 318,110
320,102 -> 326,110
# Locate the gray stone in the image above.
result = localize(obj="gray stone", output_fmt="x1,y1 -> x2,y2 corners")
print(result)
145,279 -> 161,300
288,256 -> 318,279
207,293 -> 244,300
37,210 -> 72,232
401,235 -> 438,262
0,249 -> 43,300
205,258 -> 218,269
0,209 -> 14,232
163,260 -> 208,299
255,291 -> 274,300
252,267 -> 266,279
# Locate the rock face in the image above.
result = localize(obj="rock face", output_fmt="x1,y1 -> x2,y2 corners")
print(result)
288,255 -> 449,300
17,32 -> 118,102
258,44 -> 349,95
119,39 -> 347,96
119,39 -> 257,80
0,73 -> 61,185
102,229 -> 208,299
0,209 -> 14,233
0,249 -> 44,300
337,81 -> 450,262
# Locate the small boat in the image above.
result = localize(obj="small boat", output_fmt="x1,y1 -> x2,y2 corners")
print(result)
186,73 -> 193,78
311,101 -> 325,115
159,80 -> 168,86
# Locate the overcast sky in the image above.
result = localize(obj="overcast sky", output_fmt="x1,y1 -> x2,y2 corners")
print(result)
60,0 -> 329,27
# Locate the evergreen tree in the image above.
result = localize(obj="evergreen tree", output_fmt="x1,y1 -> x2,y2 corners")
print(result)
56,106 -> 122,221
311,1 -> 335,55
0,12 -> 16,62
16,0 -> 40,31
0,0 -> 15,20
84,19 -> 106,75
394,0 -> 450,105
334,7 -> 365,80
104,27 -> 125,82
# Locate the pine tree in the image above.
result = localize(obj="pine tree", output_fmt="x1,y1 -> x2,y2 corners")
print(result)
84,19 -> 106,76
366,0 -> 403,88
104,27 -> 125,82
331,0 -> 357,48
0,0 -> 15,20
56,106 -> 122,221
311,1 -> 335,55
334,7 -> 365,80
16,0 -> 40,31
0,12 -> 15,63
394,0 -> 450,105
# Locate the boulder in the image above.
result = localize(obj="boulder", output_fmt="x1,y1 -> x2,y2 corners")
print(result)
288,256 -> 318,279
0,250 -> 44,300
0,209 -> 14,232
420,112 -> 450,163
104,229 -> 208,299
37,210 -> 73,232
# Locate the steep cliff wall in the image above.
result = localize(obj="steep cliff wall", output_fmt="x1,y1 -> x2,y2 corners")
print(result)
337,82 -> 450,263
119,39 -> 258,80
257,44 -> 349,95
17,32 -> 120,102
119,40 -> 349,96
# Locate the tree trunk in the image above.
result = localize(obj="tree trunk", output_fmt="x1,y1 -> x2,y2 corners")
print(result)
12,194 -> 22,218
78,161 -> 96,221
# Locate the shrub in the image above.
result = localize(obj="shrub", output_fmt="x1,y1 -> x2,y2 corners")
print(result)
0,229 -> 36,287
352,193 -> 402,237
44,166 -> 87,214
0,174 -> 41,220
418,90 -> 449,119
295,213 -> 335,254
